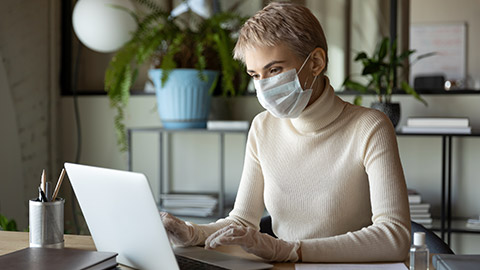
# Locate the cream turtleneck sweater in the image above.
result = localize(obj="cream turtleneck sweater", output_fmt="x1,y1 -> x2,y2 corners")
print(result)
196,78 -> 411,262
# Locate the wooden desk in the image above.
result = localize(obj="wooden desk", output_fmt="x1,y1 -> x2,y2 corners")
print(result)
0,231 -> 292,269
1,231 -> 428,269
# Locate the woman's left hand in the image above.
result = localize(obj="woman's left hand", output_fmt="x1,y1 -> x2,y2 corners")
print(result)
204,224 -> 300,262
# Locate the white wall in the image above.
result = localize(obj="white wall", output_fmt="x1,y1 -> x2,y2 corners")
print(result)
411,0 -> 480,85
0,0 -> 60,229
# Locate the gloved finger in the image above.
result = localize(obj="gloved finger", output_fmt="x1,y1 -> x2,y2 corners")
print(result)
161,212 -> 186,229
160,212 -> 193,244
205,225 -> 249,249
160,212 -> 182,224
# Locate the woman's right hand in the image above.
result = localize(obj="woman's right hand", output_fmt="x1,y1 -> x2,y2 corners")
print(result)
160,212 -> 200,247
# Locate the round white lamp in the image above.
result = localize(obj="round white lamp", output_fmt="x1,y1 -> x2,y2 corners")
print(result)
72,0 -> 137,53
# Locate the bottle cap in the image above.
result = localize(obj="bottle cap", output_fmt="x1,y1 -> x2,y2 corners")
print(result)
413,232 -> 426,246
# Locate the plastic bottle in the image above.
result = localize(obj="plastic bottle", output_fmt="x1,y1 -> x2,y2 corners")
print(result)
410,232 -> 429,270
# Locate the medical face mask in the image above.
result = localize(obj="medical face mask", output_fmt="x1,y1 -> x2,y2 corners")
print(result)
254,54 -> 317,118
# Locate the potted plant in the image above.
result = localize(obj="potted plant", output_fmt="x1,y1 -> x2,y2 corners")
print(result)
105,0 -> 248,151
0,214 -> 18,231
343,37 -> 433,127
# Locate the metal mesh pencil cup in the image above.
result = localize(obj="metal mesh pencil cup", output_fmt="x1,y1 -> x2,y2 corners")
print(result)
29,197 -> 65,248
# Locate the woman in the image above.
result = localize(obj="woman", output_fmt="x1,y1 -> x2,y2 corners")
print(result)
161,2 -> 410,262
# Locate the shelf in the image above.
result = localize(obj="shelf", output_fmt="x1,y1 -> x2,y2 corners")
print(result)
336,89 -> 480,95
397,131 -> 480,137
430,219 -> 480,234
127,127 -> 249,220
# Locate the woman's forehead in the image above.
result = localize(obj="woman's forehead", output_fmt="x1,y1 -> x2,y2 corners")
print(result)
245,44 -> 299,71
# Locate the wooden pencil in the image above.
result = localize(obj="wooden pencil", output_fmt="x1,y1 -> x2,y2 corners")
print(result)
52,168 -> 66,201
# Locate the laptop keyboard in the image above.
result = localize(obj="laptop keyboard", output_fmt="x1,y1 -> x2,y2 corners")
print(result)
175,254 -> 229,270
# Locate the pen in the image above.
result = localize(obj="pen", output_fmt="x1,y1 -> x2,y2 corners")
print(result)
41,169 -> 46,194
51,168 -> 66,202
45,181 -> 52,201
38,186 -> 48,202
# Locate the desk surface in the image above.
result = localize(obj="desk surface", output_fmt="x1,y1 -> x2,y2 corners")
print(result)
1,231 -> 428,270
0,231 -> 292,270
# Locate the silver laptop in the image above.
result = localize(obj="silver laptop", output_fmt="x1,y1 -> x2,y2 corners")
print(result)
65,162 -> 273,270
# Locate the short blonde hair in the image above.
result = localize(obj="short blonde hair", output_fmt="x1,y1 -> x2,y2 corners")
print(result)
233,2 -> 328,70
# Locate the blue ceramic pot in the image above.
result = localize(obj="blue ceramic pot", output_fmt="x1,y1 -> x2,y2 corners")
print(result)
149,69 -> 219,129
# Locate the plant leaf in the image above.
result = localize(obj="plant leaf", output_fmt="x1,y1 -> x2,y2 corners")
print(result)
343,78 -> 368,93
398,49 -> 416,61
401,81 -> 427,106
377,37 -> 389,61
416,51 -> 437,61
355,52 -> 368,61
353,95 -> 363,106
362,61 -> 381,75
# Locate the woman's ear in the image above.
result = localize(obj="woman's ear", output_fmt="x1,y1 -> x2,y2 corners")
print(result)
310,48 -> 326,76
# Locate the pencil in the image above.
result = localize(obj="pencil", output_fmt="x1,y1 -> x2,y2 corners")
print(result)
41,169 -> 46,194
51,168 -> 66,201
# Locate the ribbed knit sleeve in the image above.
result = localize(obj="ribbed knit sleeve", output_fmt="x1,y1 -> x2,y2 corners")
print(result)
300,110 -> 411,262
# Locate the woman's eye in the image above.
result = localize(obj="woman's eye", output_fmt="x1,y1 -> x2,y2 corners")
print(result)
270,67 -> 281,74
251,74 -> 260,79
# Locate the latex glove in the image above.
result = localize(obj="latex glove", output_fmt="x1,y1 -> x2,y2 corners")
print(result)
160,212 -> 206,247
205,224 -> 300,262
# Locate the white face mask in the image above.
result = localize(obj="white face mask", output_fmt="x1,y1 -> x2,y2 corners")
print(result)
254,53 -> 317,118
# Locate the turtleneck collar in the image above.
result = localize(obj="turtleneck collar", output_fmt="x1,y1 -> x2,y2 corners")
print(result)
290,77 -> 346,134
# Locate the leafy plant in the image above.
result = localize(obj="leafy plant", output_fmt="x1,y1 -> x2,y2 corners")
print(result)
105,0 -> 249,151
343,37 -> 434,106
0,214 -> 18,231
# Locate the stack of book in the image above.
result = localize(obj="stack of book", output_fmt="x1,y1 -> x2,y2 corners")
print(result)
206,120 -> 250,130
466,216 -> 480,230
408,189 -> 433,228
401,117 -> 471,134
160,193 -> 218,217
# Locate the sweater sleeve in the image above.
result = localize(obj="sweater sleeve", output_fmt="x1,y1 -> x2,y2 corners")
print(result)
193,116 -> 266,242
300,111 -> 411,262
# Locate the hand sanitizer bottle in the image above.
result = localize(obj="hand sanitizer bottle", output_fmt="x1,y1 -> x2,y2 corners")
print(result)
410,232 -> 429,270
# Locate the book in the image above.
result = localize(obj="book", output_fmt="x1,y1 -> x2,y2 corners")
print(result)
466,223 -> 480,230
410,208 -> 430,214
407,117 -> 470,128
466,217 -> 480,230
160,193 -> 218,201
206,121 -> 250,130
433,254 -> 480,270
408,193 -> 422,204
162,200 -> 217,208
409,203 -> 431,211
160,193 -> 218,217
401,126 -> 472,134
0,247 -> 117,270
161,207 -> 215,217
412,217 -> 433,224
411,213 -> 431,219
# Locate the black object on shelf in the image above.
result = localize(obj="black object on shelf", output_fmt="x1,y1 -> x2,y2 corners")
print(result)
397,130 -> 480,246
414,75 -> 446,93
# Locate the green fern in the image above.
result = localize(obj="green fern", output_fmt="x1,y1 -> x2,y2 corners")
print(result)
104,1 -> 248,151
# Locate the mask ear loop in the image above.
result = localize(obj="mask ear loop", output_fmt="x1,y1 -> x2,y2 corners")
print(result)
309,75 -> 318,89
298,51 -> 315,89
303,74 -> 318,89
297,51 -> 313,76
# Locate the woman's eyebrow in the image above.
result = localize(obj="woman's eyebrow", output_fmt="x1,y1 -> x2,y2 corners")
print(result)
247,60 -> 286,73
